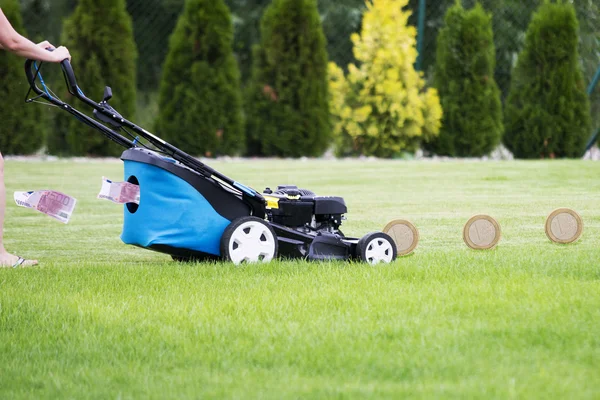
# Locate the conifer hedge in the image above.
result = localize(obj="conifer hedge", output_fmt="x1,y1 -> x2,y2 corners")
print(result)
155,0 -> 244,157
245,0 -> 331,157
504,1 -> 591,158
429,2 -> 503,157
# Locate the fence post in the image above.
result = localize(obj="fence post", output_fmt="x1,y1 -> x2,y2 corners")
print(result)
587,65 -> 600,96
415,0 -> 426,71
584,65 -> 600,152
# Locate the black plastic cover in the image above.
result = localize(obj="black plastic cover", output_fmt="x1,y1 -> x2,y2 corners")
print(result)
314,196 -> 347,215
308,232 -> 350,260
270,198 -> 314,227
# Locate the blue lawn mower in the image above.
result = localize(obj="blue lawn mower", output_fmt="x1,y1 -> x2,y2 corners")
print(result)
24,58 -> 398,265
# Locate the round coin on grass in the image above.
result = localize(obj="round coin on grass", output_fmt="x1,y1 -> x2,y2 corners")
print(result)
463,215 -> 501,250
382,219 -> 419,256
545,208 -> 583,244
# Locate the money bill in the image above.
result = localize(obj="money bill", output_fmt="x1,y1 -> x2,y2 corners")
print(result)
98,177 -> 140,205
14,190 -> 77,224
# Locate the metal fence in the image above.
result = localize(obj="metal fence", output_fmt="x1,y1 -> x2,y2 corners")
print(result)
411,0 -> 600,124
19,0 -> 600,143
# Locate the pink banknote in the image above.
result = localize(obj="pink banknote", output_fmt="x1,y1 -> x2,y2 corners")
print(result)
97,177 -> 140,205
14,190 -> 77,224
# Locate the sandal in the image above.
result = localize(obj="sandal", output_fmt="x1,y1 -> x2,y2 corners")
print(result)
11,257 -> 38,268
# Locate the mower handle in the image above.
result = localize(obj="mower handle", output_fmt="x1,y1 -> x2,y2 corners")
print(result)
60,59 -> 79,95
23,53 -> 266,214
24,52 -> 79,100
23,53 -> 137,151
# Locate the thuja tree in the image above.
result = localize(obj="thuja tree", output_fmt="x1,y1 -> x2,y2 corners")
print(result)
49,0 -> 137,156
0,0 -> 45,155
155,0 -> 244,157
504,1 -> 591,158
429,1 -> 503,157
329,0 -> 442,157
245,0 -> 331,157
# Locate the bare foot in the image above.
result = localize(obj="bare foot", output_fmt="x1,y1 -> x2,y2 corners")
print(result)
0,252 -> 39,268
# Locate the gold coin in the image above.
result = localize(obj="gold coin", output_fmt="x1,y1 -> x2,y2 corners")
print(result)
545,208 -> 583,244
463,215 -> 501,250
382,219 -> 419,256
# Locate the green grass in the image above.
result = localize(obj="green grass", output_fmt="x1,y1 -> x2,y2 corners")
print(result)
1,158 -> 599,399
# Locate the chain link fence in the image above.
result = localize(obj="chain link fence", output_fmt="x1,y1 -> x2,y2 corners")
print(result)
410,0 -> 599,130
19,0 -> 600,147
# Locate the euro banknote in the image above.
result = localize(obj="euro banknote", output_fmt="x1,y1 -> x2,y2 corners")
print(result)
97,177 -> 140,205
14,190 -> 77,224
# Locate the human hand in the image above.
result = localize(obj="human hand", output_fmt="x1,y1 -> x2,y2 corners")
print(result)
49,46 -> 71,63
36,40 -> 55,50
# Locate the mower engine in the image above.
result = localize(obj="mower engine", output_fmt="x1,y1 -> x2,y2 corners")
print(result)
263,185 -> 347,236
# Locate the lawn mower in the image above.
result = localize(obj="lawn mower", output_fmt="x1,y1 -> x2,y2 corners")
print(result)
24,57 -> 398,265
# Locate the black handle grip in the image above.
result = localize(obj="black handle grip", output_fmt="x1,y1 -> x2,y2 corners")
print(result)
60,59 -> 78,95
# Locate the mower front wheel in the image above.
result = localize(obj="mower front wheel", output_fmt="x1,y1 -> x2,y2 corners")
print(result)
356,232 -> 397,265
220,216 -> 278,265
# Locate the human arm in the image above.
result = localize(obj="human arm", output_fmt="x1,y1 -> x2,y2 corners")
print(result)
0,8 -> 70,62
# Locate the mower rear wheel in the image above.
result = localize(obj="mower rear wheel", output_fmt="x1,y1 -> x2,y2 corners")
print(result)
220,216 -> 278,265
356,232 -> 397,265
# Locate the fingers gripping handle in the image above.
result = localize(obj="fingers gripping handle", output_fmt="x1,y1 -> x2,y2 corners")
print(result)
25,47 -> 76,98
49,47 -> 80,96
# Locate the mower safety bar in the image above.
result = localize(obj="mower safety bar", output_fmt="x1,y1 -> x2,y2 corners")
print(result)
26,57 -> 108,111
24,59 -> 45,98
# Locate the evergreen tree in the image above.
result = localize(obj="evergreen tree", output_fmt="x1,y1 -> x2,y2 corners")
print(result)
0,0 -> 46,155
429,2 -> 503,157
155,0 -> 244,157
504,1 -> 591,158
49,0 -> 137,156
329,0 -> 442,157
245,0 -> 331,157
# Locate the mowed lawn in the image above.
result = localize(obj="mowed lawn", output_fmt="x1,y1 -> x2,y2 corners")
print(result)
1,158 -> 599,399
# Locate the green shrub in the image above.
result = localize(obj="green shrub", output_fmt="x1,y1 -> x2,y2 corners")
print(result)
428,2 -> 503,157
49,0 -> 137,156
155,0 -> 244,157
504,1 -> 591,159
0,0 -> 46,155
245,0 -> 331,157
